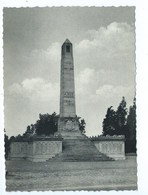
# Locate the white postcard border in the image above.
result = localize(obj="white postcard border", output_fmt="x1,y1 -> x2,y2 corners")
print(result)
0,0 -> 148,194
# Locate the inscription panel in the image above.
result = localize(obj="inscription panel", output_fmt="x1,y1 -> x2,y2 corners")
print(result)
64,91 -> 74,98
33,141 -> 62,155
63,61 -> 73,68
64,99 -> 74,106
64,67 -> 73,70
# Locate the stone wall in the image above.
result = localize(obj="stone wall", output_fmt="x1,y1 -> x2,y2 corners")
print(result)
30,140 -> 62,162
92,136 -> 125,160
10,142 -> 28,160
10,137 -> 62,162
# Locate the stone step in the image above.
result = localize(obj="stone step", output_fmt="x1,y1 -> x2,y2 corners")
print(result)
47,138 -> 113,162
49,155 -> 112,162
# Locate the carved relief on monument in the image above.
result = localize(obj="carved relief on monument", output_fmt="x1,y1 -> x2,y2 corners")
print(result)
65,119 -> 75,131
60,118 -> 79,132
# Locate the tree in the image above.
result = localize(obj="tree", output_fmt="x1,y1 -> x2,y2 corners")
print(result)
79,119 -> 86,134
35,112 -> 58,136
115,97 -> 127,135
15,134 -> 24,141
9,136 -> 16,142
126,97 -> 136,153
102,106 -> 116,136
102,97 -> 128,136
102,96 -> 136,154
4,129 -> 10,159
23,124 -> 35,137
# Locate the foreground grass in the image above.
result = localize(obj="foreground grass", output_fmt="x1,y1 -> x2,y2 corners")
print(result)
6,156 -> 137,191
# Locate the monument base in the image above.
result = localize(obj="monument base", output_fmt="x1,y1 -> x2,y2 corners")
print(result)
57,116 -> 83,139
55,129 -> 86,139
58,117 -> 79,131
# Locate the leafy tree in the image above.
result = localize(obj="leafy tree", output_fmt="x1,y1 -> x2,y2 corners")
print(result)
9,136 -> 16,142
102,96 -> 136,154
15,134 -> 24,141
79,118 -> 86,134
126,97 -> 136,153
4,129 -> 10,159
102,97 -> 127,136
115,97 -> 127,135
35,112 -> 58,136
23,124 -> 35,137
102,106 -> 116,136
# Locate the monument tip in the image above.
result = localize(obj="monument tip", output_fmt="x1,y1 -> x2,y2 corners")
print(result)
64,38 -> 71,44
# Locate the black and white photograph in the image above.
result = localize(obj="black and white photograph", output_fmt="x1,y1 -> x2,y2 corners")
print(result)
3,6 -> 137,191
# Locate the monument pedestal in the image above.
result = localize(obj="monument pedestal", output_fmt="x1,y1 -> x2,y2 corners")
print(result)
57,116 -> 84,139
56,130 -> 85,139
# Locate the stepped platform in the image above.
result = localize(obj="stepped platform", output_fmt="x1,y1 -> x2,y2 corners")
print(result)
48,138 -> 113,162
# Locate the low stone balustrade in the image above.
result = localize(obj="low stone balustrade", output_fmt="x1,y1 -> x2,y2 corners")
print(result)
10,136 -> 63,162
91,135 -> 125,160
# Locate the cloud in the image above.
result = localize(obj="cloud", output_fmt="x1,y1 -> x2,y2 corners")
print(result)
96,84 -> 133,98
8,78 -> 59,102
74,22 -> 135,105
74,22 -> 135,74
75,68 -> 96,95
31,42 -> 60,62
76,68 -> 95,84
78,22 -> 134,53
20,42 -> 61,84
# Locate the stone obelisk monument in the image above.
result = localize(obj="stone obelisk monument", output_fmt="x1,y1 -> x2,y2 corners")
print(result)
58,39 -> 80,137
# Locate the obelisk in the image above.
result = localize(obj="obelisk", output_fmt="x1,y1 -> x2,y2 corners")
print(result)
58,39 -> 80,136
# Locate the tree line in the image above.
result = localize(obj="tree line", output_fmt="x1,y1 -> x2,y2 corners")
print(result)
102,97 -> 136,153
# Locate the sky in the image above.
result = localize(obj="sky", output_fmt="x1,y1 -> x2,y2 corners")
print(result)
3,7 -> 135,137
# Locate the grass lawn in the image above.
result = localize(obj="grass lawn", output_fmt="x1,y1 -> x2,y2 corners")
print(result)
6,156 -> 137,191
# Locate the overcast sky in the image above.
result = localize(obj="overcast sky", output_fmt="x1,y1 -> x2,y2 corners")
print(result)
4,7 -> 135,137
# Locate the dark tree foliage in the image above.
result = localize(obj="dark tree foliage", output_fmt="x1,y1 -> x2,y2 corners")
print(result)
35,112 -> 58,136
102,97 -> 136,154
125,97 -> 136,153
102,106 -> 116,136
79,118 -> 86,134
114,97 -> 127,135
9,136 -> 16,142
102,97 -> 127,136
23,124 -> 35,137
15,134 -> 24,141
4,130 -> 10,159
